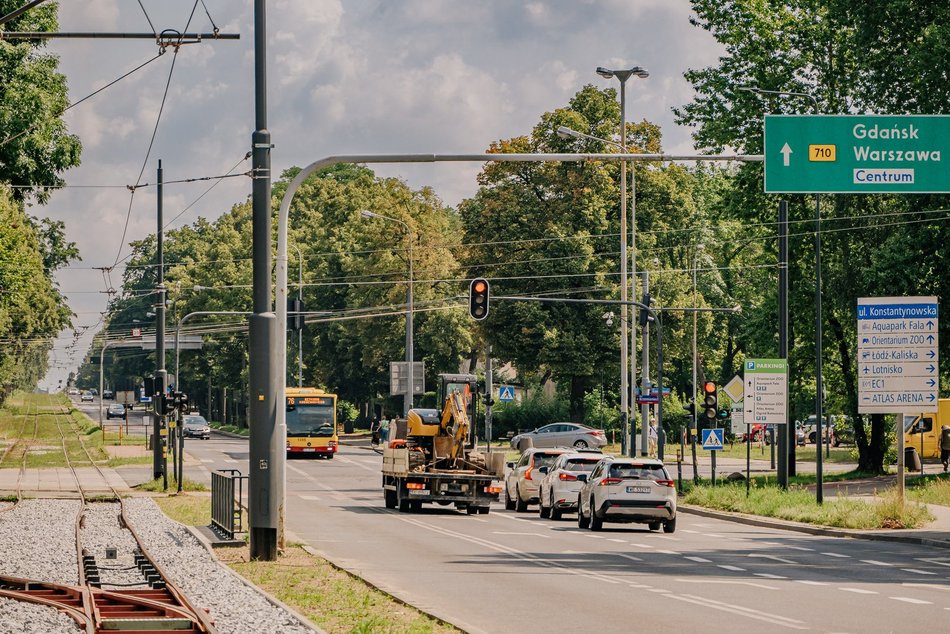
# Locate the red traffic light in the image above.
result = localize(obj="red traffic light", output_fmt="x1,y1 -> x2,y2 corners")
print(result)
473,280 -> 487,293
469,278 -> 490,320
703,381 -> 716,394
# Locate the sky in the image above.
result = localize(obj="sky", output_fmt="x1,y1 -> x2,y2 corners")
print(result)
37,0 -> 723,390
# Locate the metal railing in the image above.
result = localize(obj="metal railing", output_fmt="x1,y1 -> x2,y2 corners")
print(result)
211,469 -> 247,539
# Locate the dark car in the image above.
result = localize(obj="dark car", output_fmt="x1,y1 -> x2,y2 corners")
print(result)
183,415 -> 211,439
106,404 -> 126,420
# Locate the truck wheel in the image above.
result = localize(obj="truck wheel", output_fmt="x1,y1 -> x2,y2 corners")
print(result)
477,506 -> 490,515
410,501 -> 422,513
384,489 -> 397,509
504,489 -> 515,511
399,498 -> 410,513
466,506 -> 478,515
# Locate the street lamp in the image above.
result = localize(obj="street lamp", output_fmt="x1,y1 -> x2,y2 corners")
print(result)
741,85 -> 824,502
291,244 -> 304,388
595,64 -> 649,458
360,209 -> 415,417
691,243 -> 704,482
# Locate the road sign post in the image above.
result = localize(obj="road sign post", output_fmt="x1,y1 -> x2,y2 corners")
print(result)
765,115 -> 950,194
743,359 -> 788,491
857,296 -> 939,504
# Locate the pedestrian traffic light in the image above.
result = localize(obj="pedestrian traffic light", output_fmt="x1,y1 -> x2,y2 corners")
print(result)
683,400 -> 695,417
469,278 -> 490,320
702,381 -> 718,423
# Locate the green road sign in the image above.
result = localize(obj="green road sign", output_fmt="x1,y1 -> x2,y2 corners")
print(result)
764,115 -> 950,193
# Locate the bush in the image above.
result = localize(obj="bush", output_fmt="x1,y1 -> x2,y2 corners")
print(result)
492,392 -> 569,439
337,400 -> 358,428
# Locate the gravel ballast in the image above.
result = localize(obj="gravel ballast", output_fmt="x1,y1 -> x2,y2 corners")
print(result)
0,498 -> 315,634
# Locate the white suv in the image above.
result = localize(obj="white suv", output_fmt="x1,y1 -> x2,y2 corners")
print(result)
538,452 -> 603,520
576,457 -> 677,533
504,447 -> 572,512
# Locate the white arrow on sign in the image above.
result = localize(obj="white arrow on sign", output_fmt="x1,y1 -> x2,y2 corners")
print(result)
781,143 -> 792,167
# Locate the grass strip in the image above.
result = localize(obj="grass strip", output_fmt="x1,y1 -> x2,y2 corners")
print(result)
135,476 -> 207,492
153,495 -> 458,634
907,472 -> 950,506
683,482 -> 932,529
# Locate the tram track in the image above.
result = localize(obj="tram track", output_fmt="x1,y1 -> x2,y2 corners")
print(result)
0,397 -> 40,513
0,395 -> 218,634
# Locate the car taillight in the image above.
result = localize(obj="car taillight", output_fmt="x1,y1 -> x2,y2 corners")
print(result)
406,482 -> 426,490
588,431 -> 605,436
600,477 -> 622,486
484,486 -> 503,493
657,479 -> 675,488
525,467 -> 533,481
559,473 -> 577,481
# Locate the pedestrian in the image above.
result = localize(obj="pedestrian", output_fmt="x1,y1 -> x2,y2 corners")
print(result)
648,416 -> 658,458
940,425 -> 950,473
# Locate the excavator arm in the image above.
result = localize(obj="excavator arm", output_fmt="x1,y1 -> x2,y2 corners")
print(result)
440,391 -> 470,462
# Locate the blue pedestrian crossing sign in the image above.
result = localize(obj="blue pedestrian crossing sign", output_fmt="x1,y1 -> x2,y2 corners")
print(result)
498,386 -> 515,402
701,428 -> 724,451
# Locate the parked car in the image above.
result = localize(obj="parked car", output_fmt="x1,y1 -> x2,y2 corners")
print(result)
538,452 -> 603,520
509,423 -> 607,450
801,415 -> 842,446
106,404 -> 126,420
80,391 -> 94,403
183,415 -> 211,440
505,447 -> 573,512
576,457 -> 677,533
742,423 -> 805,446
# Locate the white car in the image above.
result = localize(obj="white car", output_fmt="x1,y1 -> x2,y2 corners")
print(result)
576,457 -> 677,533
504,447 -> 572,512
538,452 -> 603,520
80,391 -> 94,403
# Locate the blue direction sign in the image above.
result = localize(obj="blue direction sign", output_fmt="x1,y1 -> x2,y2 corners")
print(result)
765,115 -> 950,193
857,296 -> 939,413
701,428 -> 724,451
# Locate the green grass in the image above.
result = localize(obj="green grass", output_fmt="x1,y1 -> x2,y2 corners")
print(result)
908,472 -> 950,506
218,545 -> 459,634
683,481 -> 932,529
209,422 -> 249,436
135,476 -> 207,492
153,494 -> 213,526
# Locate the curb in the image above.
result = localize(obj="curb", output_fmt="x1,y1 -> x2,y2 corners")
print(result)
210,428 -> 248,440
184,524 -> 326,634
299,543 -> 482,634
679,503 -> 950,549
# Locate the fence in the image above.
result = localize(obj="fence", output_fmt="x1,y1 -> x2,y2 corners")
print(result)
211,469 -> 247,539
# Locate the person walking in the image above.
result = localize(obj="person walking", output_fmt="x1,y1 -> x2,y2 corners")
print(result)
940,425 -> 950,472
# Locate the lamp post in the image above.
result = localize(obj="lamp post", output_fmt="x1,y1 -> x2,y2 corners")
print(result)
291,244 -> 304,388
741,85 -> 823,501
596,64 -> 649,457
361,210 -> 414,416
692,243 -> 704,481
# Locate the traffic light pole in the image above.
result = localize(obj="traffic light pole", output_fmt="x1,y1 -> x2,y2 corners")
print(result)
154,160 -> 166,481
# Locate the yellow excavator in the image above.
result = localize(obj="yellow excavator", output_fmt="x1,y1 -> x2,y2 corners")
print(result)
382,375 -> 504,514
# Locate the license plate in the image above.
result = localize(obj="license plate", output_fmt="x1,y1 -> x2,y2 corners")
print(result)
627,486 -> 650,494
408,489 -> 427,496
302,448 -> 316,452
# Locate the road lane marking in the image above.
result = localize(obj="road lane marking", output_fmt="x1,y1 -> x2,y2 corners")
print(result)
749,553 -> 798,565
492,531 -> 550,538
890,597 -> 931,605
822,552 -> 850,558
656,550 -> 680,556
839,588 -> 877,594
583,534 -> 605,539
200,458 -> 215,463
718,565 -> 746,572
861,559 -> 893,567
916,557 -> 950,567
681,529 -> 698,534
795,580 -> 828,586
655,535 -> 680,541
676,579 -> 778,590
628,543 -> 653,548
617,554 -> 642,562
702,533 -> 723,538
903,583 -> 950,591
754,573 -> 787,579
664,594 -> 807,630
298,495 -> 321,501
647,588 -> 671,593
901,568 -> 937,575
685,556 -> 711,563
782,545 -> 814,552
607,538 -> 626,543
337,456 -> 379,473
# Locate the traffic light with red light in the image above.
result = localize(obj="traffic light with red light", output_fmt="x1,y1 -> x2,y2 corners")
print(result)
702,381 -> 718,424
469,278 -> 490,320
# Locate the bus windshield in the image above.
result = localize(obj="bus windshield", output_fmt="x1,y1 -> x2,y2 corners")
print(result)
287,399 -> 335,437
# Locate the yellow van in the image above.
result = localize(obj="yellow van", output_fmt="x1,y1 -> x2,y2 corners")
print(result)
904,399 -> 950,459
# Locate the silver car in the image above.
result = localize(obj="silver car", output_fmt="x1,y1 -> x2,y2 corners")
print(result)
504,447 -> 572,512
538,452 -> 603,520
509,423 -> 607,450
576,457 -> 677,533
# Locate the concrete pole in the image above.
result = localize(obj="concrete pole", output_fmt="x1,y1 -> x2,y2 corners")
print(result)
692,244 -> 701,471
640,272 -> 650,457
778,201 -> 790,486
485,347 -> 493,453
153,160 -> 166,480
618,79 -> 629,457
406,228 -> 414,416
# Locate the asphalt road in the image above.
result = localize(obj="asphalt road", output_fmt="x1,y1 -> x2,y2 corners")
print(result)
176,435 -> 950,634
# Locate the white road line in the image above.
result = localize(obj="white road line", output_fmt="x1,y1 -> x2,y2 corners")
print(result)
754,573 -> 787,579
861,559 -> 893,567
681,529 -> 699,534
200,458 -> 215,463
656,550 -> 680,556
647,588 -> 671,593
655,535 -> 680,541
298,495 -> 321,501
583,534 -> 605,539
676,579 -> 778,590
685,556 -> 711,563
890,597 -> 931,605
795,580 -> 828,586
607,538 -> 626,543
749,553 -> 798,565
903,583 -> 950,592
822,552 -> 850,558
286,464 -> 315,478
702,533 -> 724,538
336,456 -> 379,473
617,554 -> 643,563
718,565 -> 746,572
916,557 -> 950,568
492,531 -> 550,538
664,594 -> 807,630
902,568 -> 937,576
839,588 -> 877,594
629,542 -> 653,548
782,545 -> 814,552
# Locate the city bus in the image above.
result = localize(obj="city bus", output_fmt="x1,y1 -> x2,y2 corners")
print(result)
286,387 -> 338,458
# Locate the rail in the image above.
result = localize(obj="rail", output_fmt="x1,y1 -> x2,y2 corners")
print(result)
211,469 -> 247,539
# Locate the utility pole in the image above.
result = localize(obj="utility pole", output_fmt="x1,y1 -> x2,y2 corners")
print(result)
485,346 -> 493,453
778,200 -> 790,486
640,271 -> 650,456
248,0 -> 281,561
153,160 -> 166,480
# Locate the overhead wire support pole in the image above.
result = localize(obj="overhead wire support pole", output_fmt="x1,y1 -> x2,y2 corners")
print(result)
0,0 -> 50,26
154,160 -> 166,483
0,32 -> 239,40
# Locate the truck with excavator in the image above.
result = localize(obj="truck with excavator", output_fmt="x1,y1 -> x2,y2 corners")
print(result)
382,373 -> 504,514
